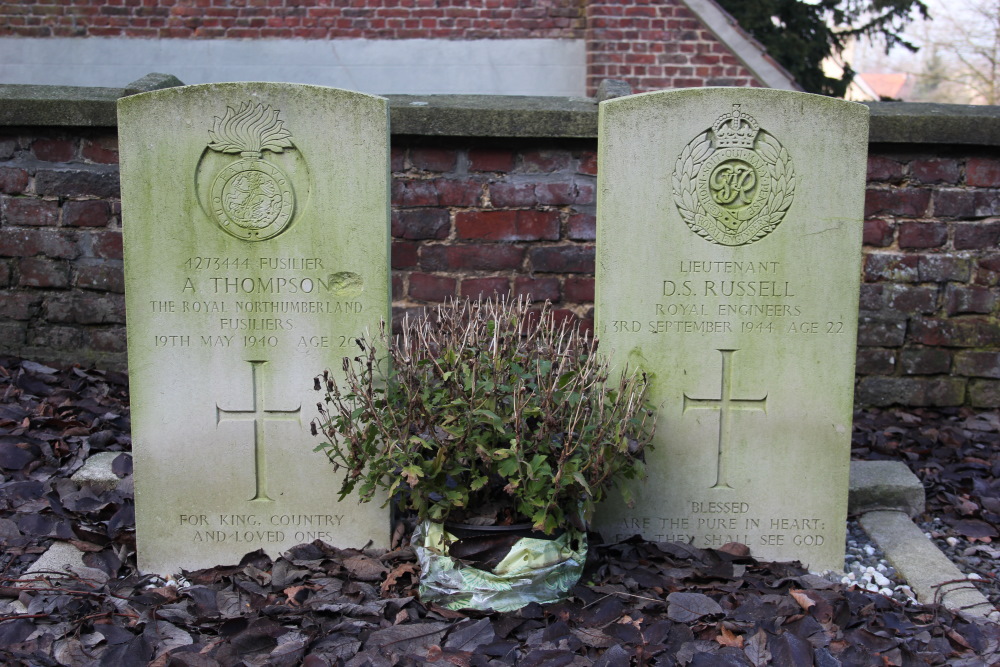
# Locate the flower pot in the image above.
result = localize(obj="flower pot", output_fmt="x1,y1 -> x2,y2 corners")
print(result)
413,520 -> 586,612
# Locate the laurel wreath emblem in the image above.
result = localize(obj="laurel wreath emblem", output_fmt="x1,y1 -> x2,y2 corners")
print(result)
672,127 -> 795,246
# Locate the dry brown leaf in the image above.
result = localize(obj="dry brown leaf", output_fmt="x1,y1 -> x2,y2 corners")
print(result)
342,554 -> 389,581
380,561 -> 419,595
716,624 -> 744,648
789,589 -> 815,612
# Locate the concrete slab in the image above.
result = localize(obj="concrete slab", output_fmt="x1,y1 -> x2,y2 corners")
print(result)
848,460 -> 925,517
860,510 -> 998,620
18,542 -> 108,588
70,451 -> 124,491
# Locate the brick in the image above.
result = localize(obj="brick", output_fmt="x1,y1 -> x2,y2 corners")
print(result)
469,149 -> 514,172
954,350 -> 1000,379
87,327 -> 127,353
390,147 -> 405,172
862,219 -> 893,247
63,200 -> 111,228
1,197 -> 58,227
34,165 -> 119,198
391,240 -> 418,269
864,188 -> 930,218
918,255 -> 972,283
969,379 -> 1000,408
858,284 -> 883,310
18,257 -> 70,288
81,136 -> 118,164
26,325 -> 85,351
567,211 -> 596,241
0,291 -> 41,320
392,209 -> 450,240
76,263 -> 125,292
489,181 -> 537,207
974,190 -> 1000,217
966,158 -> 1000,187
0,322 -> 27,348
90,231 -> 123,260
44,293 -> 126,324
933,189 -> 976,218
563,276 -> 594,302
855,348 -> 896,375
898,222 -> 946,249
945,285 -> 996,315
0,138 -> 15,160
391,273 -> 404,300
899,348 -> 951,375
529,245 -> 595,273
31,138 -> 75,162
910,158 -> 959,185
866,155 -> 905,184
856,314 -> 906,347
577,151 -> 597,176
0,166 -> 29,194
0,228 -> 78,259
520,150 -> 572,173
884,285 -> 937,315
408,273 -> 456,302
954,221 -> 1000,250
391,179 -> 438,207
434,178 -> 481,207
864,254 -> 919,283
461,277 -> 510,300
910,317 -> 1000,347
976,254 -> 1000,286
0,260 -> 10,288
856,377 -> 966,408
410,148 -> 457,172
420,244 -> 525,272
455,210 -> 559,241
513,276 -> 560,302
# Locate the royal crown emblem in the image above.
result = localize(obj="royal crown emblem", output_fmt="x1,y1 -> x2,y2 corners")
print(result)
204,102 -> 297,241
672,104 -> 795,246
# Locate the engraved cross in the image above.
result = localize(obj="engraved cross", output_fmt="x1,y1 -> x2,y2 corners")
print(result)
683,349 -> 766,490
216,360 -> 301,502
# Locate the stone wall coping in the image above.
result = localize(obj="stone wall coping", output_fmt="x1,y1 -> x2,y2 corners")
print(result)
2,83 -> 1000,145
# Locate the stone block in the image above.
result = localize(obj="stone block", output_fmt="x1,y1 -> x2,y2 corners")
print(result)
848,461 -> 924,517
859,511 -> 997,619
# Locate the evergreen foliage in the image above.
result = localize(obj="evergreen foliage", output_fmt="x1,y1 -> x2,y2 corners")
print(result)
716,0 -> 929,96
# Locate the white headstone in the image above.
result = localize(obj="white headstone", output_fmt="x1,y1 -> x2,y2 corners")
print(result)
119,83 -> 390,574
594,88 -> 869,571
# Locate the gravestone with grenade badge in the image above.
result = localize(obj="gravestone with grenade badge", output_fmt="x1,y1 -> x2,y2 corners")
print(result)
119,83 -> 390,574
594,88 -> 868,571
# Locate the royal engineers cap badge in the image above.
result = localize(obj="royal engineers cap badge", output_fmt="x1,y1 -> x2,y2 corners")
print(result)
201,102 -> 299,242
672,104 -> 795,246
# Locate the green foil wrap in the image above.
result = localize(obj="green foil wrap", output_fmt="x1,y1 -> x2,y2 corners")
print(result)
413,520 -> 587,612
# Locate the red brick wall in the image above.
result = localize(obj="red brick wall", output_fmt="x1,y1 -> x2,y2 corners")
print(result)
0,0 -> 587,40
585,1 -> 760,94
3,128 -> 995,408
0,0 -> 765,97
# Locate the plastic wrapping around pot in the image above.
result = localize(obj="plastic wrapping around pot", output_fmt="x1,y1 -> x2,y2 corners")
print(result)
413,520 -> 587,612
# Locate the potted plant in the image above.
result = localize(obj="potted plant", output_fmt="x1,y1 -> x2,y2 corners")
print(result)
313,296 -> 655,611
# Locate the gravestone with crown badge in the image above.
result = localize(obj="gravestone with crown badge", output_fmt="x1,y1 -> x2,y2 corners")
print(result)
594,88 -> 868,571
119,83 -> 390,574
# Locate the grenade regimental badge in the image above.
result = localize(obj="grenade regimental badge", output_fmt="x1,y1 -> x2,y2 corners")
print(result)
672,104 -> 795,247
205,102 -> 298,242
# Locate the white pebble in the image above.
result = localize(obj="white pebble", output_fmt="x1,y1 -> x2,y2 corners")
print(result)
879,588 -> 894,596
864,545 -> 876,556
876,563 -> 887,573
898,585 -> 917,600
946,537 -> 960,547
866,582 -> 880,592
969,573 -> 983,580
872,572 -> 891,587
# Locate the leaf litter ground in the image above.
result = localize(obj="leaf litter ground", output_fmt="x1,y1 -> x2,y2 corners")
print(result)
1,356 -> 998,666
